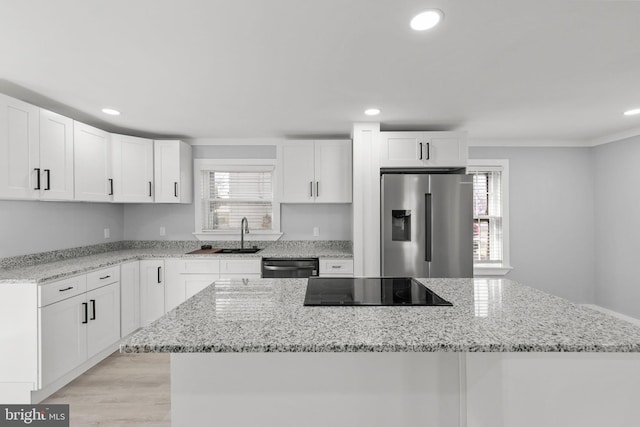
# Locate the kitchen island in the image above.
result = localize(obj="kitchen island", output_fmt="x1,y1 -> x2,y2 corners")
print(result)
121,277 -> 640,427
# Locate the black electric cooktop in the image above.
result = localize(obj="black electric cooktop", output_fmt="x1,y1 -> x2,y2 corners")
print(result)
303,277 -> 453,306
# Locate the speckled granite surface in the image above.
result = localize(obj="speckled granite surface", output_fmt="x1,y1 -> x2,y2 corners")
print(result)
120,278 -> 640,353
0,240 -> 352,284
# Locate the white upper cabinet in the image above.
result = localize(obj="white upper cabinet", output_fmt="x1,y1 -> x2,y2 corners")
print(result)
112,134 -> 154,203
314,140 -> 352,203
379,131 -> 467,168
281,140 -> 352,203
154,140 -> 192,203
74,122 -> 113,202
39,109 -> 74,200
281,141 -> 315,203
0,93 -> 40,200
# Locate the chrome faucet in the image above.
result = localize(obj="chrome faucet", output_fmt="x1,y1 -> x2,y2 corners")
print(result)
240,217 -> 250,249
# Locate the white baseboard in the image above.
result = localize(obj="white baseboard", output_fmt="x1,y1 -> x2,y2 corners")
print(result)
581,304 -> 640,327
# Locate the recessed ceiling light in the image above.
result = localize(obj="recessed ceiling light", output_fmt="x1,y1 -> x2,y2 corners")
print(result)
364,108 -> 381,116
624,108 -> 640,116
410,10 -> 443,31
101,108 -> 120,116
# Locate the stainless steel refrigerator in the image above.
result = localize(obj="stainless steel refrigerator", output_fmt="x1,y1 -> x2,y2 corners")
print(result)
381,170 -> 473,278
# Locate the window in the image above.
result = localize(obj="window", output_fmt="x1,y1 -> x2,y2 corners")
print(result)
468,160 -> 511,276
202,170 -> 273,231
193,160 -> 281,240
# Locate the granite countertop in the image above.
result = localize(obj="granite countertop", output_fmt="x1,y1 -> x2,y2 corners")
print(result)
121,277 -> 640,353
0,241 -> 352,284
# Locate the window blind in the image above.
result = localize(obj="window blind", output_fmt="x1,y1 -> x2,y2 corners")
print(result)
469,168 -> 503,264
201,170 -> 273,231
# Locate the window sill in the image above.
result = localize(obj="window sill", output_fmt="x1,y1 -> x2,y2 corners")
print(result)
473,265 -> 513,276
193,231 -> 283,242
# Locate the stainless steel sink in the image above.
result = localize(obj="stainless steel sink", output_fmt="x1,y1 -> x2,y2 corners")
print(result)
217,248 -> 261,254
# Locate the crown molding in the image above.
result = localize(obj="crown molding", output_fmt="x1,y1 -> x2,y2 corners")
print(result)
468,138 -> 588,148
588,126 -> 640,147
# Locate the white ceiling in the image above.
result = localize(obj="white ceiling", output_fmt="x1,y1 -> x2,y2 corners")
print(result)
1,0 -> 639,144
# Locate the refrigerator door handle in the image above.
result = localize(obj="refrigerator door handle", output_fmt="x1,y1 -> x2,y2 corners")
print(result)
425,193 -> 432,262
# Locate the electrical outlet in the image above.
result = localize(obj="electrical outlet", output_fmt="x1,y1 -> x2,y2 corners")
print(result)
104,228 -> 110,239
160,226 -> 166,236
313,227 -> 319,237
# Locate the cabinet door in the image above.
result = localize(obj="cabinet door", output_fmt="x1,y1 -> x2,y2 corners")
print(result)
423,133 -> 467,167
39,109 -> 74,200
183,274 -> 219,301
154,140 -> 181,203
74,121 -> 112,202
0,93 -> 39,200
140,260 -> 165,326
164,258 -> 185,312
314,140 -> 352,203
112,135 -> 154,203
40,293 -> 88,388
120,261 -> 140,337
280,141 -> 315,203
86,282 -> 121,359
379,132 -> 424,167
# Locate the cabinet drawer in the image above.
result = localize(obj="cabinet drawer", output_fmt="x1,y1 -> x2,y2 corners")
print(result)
179,259 -> 220,274
320,259 -> 354,275
86,266 -> 120,291
220,259 -> 261,274
39,275 -> 87,307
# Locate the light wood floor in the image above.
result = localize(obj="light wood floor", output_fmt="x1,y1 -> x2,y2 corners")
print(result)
42,352 -> 171,427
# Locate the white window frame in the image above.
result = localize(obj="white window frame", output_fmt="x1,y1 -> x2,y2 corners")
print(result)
467,159 -> 512,276
193,159 -> 282,241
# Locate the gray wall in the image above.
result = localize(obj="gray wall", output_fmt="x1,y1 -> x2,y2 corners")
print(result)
0,200 -> 124,258
123,203 -> 197,241
593,136 -> 640,318
281,204 -> 352,240
469,147 -> 596,303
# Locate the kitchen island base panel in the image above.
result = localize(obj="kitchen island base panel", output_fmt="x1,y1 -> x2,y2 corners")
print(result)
171,352 -> 462,427
466,352 -> 640,427
171,352 -> 640,427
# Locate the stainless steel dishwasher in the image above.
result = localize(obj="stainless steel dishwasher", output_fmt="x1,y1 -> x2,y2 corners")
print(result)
261,258 -> 319,278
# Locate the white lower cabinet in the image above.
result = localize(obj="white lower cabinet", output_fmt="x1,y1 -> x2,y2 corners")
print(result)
86,283 -> 121,359
219,259 -> 261,280
140,259 -> 165,326
120,261 -> 141,337
39,278 -> 120,389
183,275 -> 219,300
40,293 -> 88,389
319,259 -> 354,277
164,258 -> 261,311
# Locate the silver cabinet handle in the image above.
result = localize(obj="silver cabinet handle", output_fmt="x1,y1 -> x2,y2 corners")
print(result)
425,193 -> 432,262
174,182 -> 178,197
425,142 -> 430,160
316,182 -> 319,197
59,286 -> 74,292
331,265 -> 341,269
310,181 -> 313,197
99,275 -> 111,280
419,142 -> 423,160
